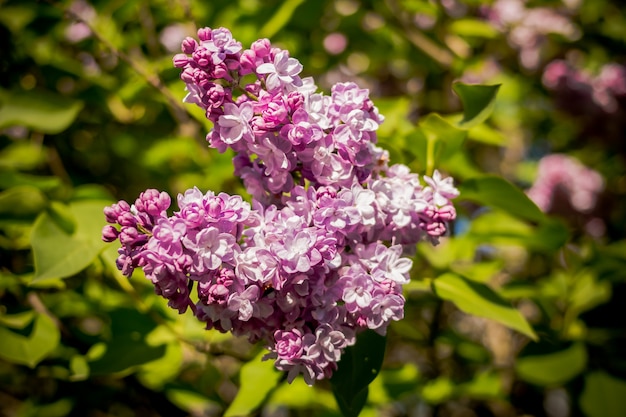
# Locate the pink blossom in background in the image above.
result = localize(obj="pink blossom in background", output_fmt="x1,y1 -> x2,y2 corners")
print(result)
323,33 -> 348,55
527,154 -> 604,213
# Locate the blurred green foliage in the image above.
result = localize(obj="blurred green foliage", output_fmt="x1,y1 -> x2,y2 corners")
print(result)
1,0 -> 626,416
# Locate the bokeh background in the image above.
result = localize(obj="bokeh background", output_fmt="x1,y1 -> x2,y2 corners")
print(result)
1,0 -> 626,416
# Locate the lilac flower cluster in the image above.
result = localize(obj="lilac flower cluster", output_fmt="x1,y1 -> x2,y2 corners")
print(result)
526,153 -> 605,237
103,27 -> 459,384
543,60 -> 626,115
527,153 -> 604,214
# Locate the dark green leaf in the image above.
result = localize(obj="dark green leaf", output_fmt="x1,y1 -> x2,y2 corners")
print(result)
331,329 -> 387,417
89,308 -> 166,375
457,175 -> 546,223
452,83 -> 501,129
433,273 -> 537,340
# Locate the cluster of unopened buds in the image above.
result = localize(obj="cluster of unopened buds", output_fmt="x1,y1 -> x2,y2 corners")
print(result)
103,27 -> 459,385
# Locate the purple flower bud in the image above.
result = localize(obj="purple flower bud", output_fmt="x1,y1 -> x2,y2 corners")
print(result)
173,53 -> 189,68
251,38 -> 271,57
102,225 -> 119,242
197,27 -> 212,42
135,189 -> 171,217
181,36 -> 198,54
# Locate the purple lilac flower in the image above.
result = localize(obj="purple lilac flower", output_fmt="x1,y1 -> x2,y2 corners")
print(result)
103,27 -> 460,385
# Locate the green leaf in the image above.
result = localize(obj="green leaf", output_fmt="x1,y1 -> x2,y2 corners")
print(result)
46,201 -> 77,235
421,377 -> 455,404
452,83 -> 501,129
0,311 -> 36,328
224,350 -> 282,417
0,186 -> 48,219
30,200 -> 111,283
468,211 -> 569,252
0,88 -> 84,134
449,19 -> 499,39
0,313 -> 60,367
433,273 -> 537,340
457,175 -> 546,223
419,113 -> 467,174
260,0 -> 307,39
88,308 -> 166,375
69,354 -> 90,381
580,372 -> 626,417
0,171 -> 62,192
0,142 -> 46,170
516,343 -> 587,386
331,330 -> 387,417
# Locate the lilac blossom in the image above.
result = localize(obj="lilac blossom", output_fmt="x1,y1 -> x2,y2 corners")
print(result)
103,27 -> 460,386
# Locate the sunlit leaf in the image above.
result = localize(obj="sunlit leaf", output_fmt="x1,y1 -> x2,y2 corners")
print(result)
421,376 -> 455,404
457,175 -> 545,223
0,88 -> 84,134
580,372 -> 626,417
260,0 -> 307,39
0,313 -> 60,368
452,83 -> 501,129
457,371 -> 503,399
30,200 -> 111,282
224,350 -> 282,417
0,310 -> 36,328
70,355 -> 90,381
516,343 -> 587,386
433,273 -> 537,340
331,330 -> 387,417
449,19 -> 499,39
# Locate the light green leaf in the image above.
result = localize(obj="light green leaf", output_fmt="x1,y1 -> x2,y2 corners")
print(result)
421,377 -> 455,404
452,83 -> 501,129
419,113 -> 468,174
46,201 -> 77,235
0,88 -> 84,134
166,389 -> 221,416
516,343 -> 587,386
580,372 -> 626,417
0,310 -> 36,329
0,313 -> 60,367
458,175 -> 546,223
468,211 -> 569,252
457,371 -> 503,399
30,200 -> 111,283
433,273 -> 537,340
260,0 -> 306,39
225,350 -> 282,417
449,19 -> 499,39
70,355 -> 90,381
